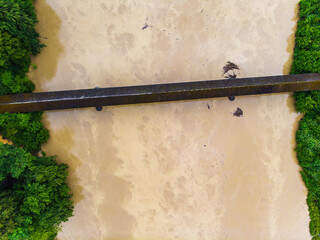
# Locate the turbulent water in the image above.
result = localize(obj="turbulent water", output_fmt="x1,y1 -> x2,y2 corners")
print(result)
29,0 -> 310,239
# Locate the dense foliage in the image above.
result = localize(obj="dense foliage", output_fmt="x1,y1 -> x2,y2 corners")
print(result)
0,112 -> 49,154
0,144 -> 73,240
0,0 -> 48,152
0,0 -> 44,57
0,0 -> 74,239
0,71 -> 34,95
291,0 -> 320,238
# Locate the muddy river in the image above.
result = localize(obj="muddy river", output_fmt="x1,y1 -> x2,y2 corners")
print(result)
29,0 -> 310,239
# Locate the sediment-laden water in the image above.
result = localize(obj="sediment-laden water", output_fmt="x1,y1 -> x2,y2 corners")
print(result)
30,0 -> 309,239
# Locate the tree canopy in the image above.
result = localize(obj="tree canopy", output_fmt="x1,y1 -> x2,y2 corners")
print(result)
0,0 -> 44,56
0,0 -> 48,153
0,112 -> 49,154
0,1 -> 74,239
0,144 -> 73,240
291,0 -> 320,238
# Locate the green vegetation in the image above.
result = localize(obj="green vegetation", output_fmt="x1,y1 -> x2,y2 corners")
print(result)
0,0 -> 73,239
0,0 -> 48,151
0,0 -> 44,57
291,0 -> 320,238
0,144 -> 73,240
0,112 -> 49,154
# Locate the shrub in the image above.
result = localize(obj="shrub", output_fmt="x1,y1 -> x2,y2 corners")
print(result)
0,112 -> 49,154
0,71 -> 34,95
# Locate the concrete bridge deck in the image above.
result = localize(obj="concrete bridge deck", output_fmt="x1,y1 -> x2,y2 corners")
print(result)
0,73 -> 319,113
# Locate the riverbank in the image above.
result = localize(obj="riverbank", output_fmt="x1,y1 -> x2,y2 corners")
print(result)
290,0 -> 320,238
0,0 -> 73,238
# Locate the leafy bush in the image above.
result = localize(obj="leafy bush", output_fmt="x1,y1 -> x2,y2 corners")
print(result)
0,144 -> 73,240
0,71 -> 34,95
294,90 -> 320,113
0,112 -> 49,154
291,0 -> 320,237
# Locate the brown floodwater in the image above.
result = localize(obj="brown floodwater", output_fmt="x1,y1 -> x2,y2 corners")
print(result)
30,0 -> 310,239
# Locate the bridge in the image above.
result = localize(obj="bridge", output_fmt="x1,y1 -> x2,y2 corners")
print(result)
0,73 -> 319,113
